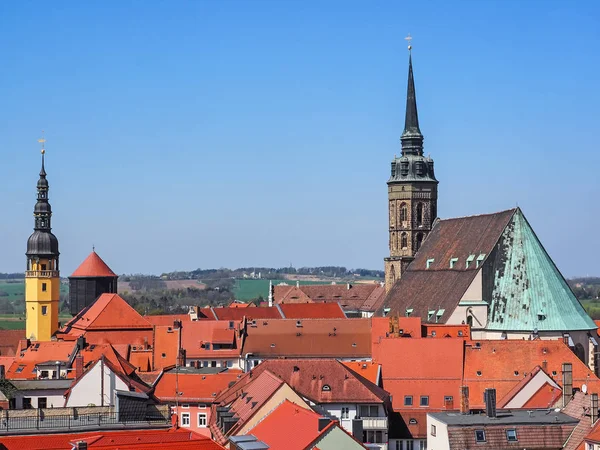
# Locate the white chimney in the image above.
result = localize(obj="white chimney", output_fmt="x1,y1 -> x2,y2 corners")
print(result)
268,280 -> 273,307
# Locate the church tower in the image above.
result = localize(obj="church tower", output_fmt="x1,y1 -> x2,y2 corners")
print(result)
384,46 -> 438,292
25,139 -> 60,341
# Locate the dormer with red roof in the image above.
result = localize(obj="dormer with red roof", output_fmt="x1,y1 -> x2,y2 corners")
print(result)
69,250 -> 118,316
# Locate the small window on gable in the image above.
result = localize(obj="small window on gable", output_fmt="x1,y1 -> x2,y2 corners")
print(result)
322,384 -> 331,392
431,424 -> 436,436
408,418 -> 418,425
475,430 -> 486,442
506,429 -> 517,441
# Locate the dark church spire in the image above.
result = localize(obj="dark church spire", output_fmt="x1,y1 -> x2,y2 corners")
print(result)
401,48 -> 424,156
26,135 -> 59,258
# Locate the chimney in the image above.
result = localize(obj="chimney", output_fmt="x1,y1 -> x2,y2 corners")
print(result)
177,348 -> 186,368
484,388 -> 497,418
318,417 -> 331,432
347,283 -> 351,290
542,360 -> 548,373
76,442 -> 88,450
459,386 -> 470,414
268,280 -> 273,307
76,336 -> 86,351
19,338 -> 30,351
562,363 -> 573,407
296,280 -> 300,288
444,396 -> 454,410
74,354 -> 84,379
592,393 -> 599,425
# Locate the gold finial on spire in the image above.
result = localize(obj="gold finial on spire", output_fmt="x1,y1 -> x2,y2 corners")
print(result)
404,33 -> 413,52
38,130 -> 46,154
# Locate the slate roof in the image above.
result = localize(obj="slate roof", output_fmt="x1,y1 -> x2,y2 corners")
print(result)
70,251 -> 117,278
379,209 -> 515,320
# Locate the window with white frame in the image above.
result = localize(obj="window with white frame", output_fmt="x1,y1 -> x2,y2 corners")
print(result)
430,424 -> 436,436
181,404 -> 189,409
475,430 -> 486,442
181,412 -> 190,427
341,407 -> 349,419
198,413 -> 207,427
506,429 -> 517,441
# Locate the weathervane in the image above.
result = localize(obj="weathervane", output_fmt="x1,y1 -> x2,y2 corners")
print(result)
38,130 -> 46,155
405,33 -> 413,53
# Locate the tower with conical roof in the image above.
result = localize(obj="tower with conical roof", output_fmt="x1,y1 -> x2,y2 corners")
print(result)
25,138 -> 60,341
69,250 -> 118,315
384,44 -> 439,292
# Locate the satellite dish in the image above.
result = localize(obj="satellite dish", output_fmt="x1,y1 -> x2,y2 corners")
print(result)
582,384 -> 588,394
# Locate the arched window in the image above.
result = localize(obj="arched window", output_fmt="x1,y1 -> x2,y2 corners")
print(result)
389,265 -> 396,285
391,232 -> 397,251
415,233 -> 424,251
400,232 -> 408,249
466,315 -> 473,327
399,203 -> 408,223
416,203 -> 423,226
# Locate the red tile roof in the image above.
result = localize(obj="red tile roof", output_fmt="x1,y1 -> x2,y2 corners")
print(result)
0,329 -> 26,356
248,399 -> 339,450
70,251 -> 117,278
497,366 -> 561,408
242,318 -> 371,358
154,371 -> 243,403
563,391 -> 596,450
210,306 -> 282,321
229,301 -> 254,308
584,420 -> 600,444
278,302 -> 346,319
447,424 -> 576,448
246,359 -> 388,404
63,293 -> 152,331
144,314 -> 193,327
0,428 -> 224,449
153,325 -> 181,370
274,283 -> 385,312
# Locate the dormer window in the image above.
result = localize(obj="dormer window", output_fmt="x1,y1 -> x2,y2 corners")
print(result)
415,160 -> 424,176
476,254 -> 486,268
449,258 -> 458,269
466,254 -> 475,269
405,308 -> 414,317
400,161 -> 409,176
426,258 -> 435,269
322,384 -> 331,391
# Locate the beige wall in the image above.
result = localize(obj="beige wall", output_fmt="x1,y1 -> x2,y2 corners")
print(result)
504,371 -> 560,408
65,360 -> 128,407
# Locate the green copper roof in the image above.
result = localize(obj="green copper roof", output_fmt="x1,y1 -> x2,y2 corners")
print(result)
487,209 -> 596,331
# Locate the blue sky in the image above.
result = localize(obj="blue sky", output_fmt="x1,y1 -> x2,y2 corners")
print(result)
0,1 -> 598,276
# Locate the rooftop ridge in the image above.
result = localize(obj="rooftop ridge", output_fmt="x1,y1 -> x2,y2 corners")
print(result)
436,208 -> 518,223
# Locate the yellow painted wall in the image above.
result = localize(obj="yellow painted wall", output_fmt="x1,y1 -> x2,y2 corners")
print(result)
25,258 -> 60,341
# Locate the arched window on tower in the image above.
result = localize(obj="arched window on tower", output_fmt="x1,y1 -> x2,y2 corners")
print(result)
391,232 -> 397,251
400,203 -> 408,224
401,232 -> 408,249
415,233 -> 424,251
416,203 -> 423,227
390,265 -> 396,285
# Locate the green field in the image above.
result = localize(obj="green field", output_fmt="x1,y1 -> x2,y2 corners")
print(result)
582,299 -> 600,320
233,279 -> 336,301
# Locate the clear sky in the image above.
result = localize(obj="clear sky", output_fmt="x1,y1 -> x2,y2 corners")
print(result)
0,1 -> 598,277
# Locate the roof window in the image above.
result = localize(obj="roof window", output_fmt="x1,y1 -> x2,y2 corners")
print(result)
270,343 -> 275,348
428,310 -> 435,321
458,330 -> 464,337
431,331 -> 436,337
514,371 -> 519,376
449,257 -> 458,269
405,308 -> 414,317
475,430 -> 486,442
476,371 -> 482,376
426,258 -> 435,269
506,429 -> 517,442
436,309 -> 445,323
466,254 -> 475,269
476,254 -> 486,268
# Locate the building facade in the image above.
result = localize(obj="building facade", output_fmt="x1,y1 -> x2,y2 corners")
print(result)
384,50 -> 438,293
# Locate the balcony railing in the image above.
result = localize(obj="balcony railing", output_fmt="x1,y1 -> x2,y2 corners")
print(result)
25,270 -> 59,278
361,417 -> 388,429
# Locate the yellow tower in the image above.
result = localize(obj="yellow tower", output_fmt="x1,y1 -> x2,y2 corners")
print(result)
25,136 -> 60,341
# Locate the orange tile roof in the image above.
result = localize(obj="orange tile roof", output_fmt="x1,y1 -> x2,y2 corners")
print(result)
584,419 -> 600,443
229,301 -> 254,308
0,428 -> 224,449
70,251 -> 117,278
275,283 -> 384,312
181,321 -> 243,360
248,400 -> 337,450
154,371 -> 243,402
464,340 -> 600,408
153,325 -> 180,370
497,365 -> 561,408
522,382 -> 562,408
374,338 -> 464,411
278,302 -> 346,319
144,314 -> 193,326
242,318 -> 371,358
342,361 -> 381,385
63,293 -> 152,331
6,341 -> 77,379
210,306 -> 282,321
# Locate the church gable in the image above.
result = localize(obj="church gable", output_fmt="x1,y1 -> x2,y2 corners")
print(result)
487,209 -> 595,331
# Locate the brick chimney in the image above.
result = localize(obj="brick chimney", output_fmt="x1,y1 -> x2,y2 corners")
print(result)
459,386 -> 470,414
74,354 -> 84,379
